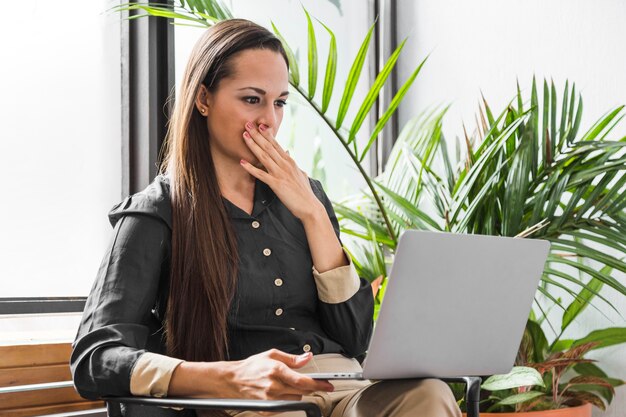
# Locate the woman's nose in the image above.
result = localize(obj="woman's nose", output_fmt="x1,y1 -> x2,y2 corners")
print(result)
257,105 -> 278,130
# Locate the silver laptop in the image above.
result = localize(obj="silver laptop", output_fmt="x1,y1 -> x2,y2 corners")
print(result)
307,230 -> 550,380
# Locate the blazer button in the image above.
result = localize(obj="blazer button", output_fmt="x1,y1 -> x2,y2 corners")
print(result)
275,308 -> 284,316
302,344 -> 311,353
252,221 -> 260,229
263,248 -> 272,256
274,278 -> 283,287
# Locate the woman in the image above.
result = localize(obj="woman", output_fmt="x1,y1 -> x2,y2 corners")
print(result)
71,18 -> 461,417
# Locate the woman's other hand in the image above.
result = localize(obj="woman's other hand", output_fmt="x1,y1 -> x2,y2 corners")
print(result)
239,122 -> 325,222
168,349 -> 333,400
226,349 -> 334,400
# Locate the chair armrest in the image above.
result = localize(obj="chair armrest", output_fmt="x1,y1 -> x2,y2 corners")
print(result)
104,396 -> 322,417
440,377 -> 481,417
105,378 -> 479,417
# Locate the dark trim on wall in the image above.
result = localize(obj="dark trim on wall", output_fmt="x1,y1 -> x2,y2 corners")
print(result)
0,298 -> 87,315
122,0 -> 176,197
373,0 -> 399,175
369,0 -> 381,177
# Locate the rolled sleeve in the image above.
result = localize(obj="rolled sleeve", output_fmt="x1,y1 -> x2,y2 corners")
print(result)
308,178 -> 374,357
312,248 -> 360,304
130,352 -> 184,397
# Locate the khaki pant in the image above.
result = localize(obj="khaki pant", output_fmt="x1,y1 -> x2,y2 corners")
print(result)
229,354 -> 462,417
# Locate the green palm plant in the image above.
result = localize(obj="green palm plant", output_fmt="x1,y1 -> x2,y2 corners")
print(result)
113,0 -> 427,245
339,78 -> 626,317
337,79 -> 626,410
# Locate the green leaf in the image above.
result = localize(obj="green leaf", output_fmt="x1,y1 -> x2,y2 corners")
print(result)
552,339 -> 574,352
360,55 -> 428,162
335,21 -> 376,129
537,285 -> 566,314
566,94 -> 584,144
516,78 -> 524,114
553,187 -> 586,232
348,39 -> 407,144
572,327 -> 626,350
580,106 -> 625,142
271,22 -> 300,86
578,223 -> 626,254
550,79 -> 557,156
334,203 -> 396,248
566,83 -> 577,143
530,76 -> 539,176
570,228 -> 626,256
591,174 -> 626,217
502,130 -> 533,236
439,135 -> 456,192
548,254 -> 626,300
558,80 -> 570,147
373,180 -> 442,230
318,21 -> 337,114
543,267 -> 617,318
449,117 -> 526,226
303,8 -> 318,99
568,157 -> 626,188
497,391 -> 545,406
562,273 -> 607,333
569,364 -> 624,403
193,0 -> 232,19
481,92 -> 496,126
482,367 -> 545,391
575,171 -> 618,218
550,240 -> 626,275
526,319 -> 549,363
573,362 -> 608,378
117,4 -> 210,25
542,79 -> 550,166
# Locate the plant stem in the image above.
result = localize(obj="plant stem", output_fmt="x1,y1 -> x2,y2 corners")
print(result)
292,84 -> 398,244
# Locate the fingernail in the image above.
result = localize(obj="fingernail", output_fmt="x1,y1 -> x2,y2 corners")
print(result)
259,124 -> 267,131
245,122 -> 253,130
243,131 -> 251,139
240,159 -> 246,165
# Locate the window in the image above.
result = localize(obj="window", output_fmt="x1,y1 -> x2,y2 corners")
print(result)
0,2 -> 123,298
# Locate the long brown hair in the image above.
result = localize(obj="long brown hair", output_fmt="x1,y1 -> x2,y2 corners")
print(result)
161,19 -> 288,363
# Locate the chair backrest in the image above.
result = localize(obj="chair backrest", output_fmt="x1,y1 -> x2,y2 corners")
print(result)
0,342 -> 105,416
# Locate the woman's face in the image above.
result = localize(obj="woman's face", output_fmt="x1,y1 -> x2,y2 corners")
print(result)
198,48 -> 289,167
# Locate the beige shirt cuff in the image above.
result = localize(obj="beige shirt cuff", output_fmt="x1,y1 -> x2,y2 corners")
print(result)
312,248 -> 361,304
130,352 -> 184,397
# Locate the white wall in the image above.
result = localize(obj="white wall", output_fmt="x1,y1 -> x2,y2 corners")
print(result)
395,1 -> 626,415
0,1 -> 122,298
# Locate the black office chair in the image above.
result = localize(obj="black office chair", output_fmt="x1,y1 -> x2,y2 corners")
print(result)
104,376 -> 481,417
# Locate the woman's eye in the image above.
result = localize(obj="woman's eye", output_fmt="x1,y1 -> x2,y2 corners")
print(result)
243,97 -> 260,104
275,100 -> 288,108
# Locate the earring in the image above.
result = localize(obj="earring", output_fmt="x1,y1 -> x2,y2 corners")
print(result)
200,108 -> 206,114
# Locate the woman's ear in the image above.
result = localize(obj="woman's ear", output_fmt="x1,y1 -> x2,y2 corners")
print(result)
195,84 -> 211,116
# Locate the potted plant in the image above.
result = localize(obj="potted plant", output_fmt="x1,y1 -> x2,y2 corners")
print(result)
476,289 -> 625,415
338,79 -> 626,414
